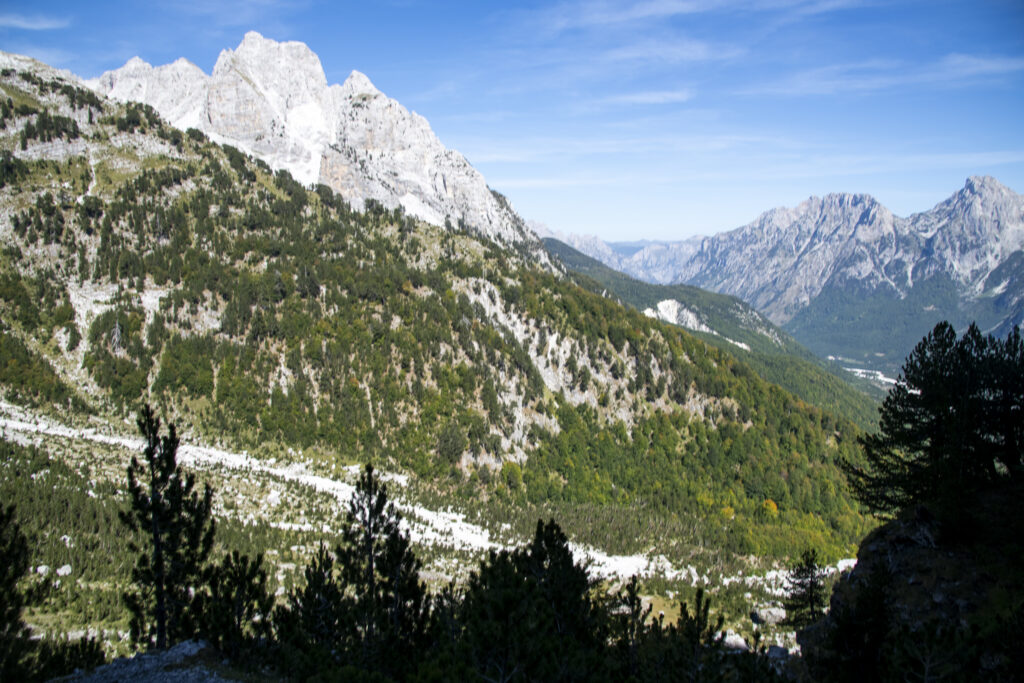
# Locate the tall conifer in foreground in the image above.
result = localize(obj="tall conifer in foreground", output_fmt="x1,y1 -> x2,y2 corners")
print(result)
849,322 -> 1024,516
335,463 -> 430,677
783,548 -> 827,630
121,405 -> 215,649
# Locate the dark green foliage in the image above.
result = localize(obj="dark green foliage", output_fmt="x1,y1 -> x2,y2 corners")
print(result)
153,334 -> 215,398
0,439 -> 135,630
12,70 -> 102,112
458,519 -> 604,681
610,575 -> 649,678
0,504 -> 30,680
197,550 -> 273,658
605,578 -> 781,682
84,307 -> 150,407
14,634 -> 105,683
783,549 -> 826,630
334,464 -> 430,678
276,466 -> 431,679
849,322 -> 1024,516
276,543 -> 344,670
0,150 -> 28,188
437,419 -> 466,463
0,330 -> 82,409
121,406 -> 215,649
0,503 -> 104,681
0,271 -> 39,329
19,108 -> 80,144
109,102 -> 159,134
786,271 -> 1017,377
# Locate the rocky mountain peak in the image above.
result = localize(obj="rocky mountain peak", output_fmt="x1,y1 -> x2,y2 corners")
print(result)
214,30 -> 328,93
123,56 -> 151,71
962,174 -> 1008,197
85,33 -> 537,250
341,70 -> 381,98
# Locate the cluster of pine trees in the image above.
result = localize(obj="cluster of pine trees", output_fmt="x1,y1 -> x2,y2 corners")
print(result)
0,406 -> 786,681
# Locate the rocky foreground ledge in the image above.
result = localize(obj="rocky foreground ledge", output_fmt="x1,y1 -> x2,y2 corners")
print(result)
60,641 -> 230,682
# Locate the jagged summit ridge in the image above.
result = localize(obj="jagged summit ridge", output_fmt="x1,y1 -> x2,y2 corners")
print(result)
86,32 -> 535,247
571,177 -> 1023,325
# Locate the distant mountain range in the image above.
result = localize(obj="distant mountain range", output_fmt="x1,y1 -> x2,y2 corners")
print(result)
557,177 -> 1024,375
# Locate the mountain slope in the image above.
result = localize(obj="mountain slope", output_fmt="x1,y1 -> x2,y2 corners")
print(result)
86,31 -> 537,251
0,55 -> 873,565
543,238 -> 881,429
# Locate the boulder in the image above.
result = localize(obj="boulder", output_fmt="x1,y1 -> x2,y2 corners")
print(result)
751,605 -> 786,625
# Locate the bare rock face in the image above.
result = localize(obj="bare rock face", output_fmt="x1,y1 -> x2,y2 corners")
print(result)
87,32 -> 536,249
88,56 -> 209,131
678,192 -> 904,323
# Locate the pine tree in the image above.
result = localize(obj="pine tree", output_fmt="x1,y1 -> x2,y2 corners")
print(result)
783,549 -> 827,630
278,542 -> 343,656
197,550 -> 273,657
121,405 -> 215,650
459,519 -> 602,682
335,463 -> 429,676
848,322 -> 1024,516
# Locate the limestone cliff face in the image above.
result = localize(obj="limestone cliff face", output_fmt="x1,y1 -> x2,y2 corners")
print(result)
87,32 -> 537,249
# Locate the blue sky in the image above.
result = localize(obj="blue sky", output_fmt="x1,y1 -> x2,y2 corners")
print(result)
3,1 -> 1023,241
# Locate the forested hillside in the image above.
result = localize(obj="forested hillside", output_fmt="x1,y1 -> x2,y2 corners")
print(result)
0,63 -> 873,567
543,237 -> 882,429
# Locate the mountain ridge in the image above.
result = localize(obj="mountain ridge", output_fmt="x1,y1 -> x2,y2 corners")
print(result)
542,237 -> 881,429
562,177 -> 1024,373
85,31 -> 538,251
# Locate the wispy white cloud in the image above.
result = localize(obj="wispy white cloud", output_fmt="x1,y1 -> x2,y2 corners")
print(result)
601,89 -> 695,105
460,132 -> 791,164
160,0 -> 307,29
532,0 -> 867,34
763,150 -> 1024,179
604,38 -> 743,63
537,1 -> 709,34
0,14 -> 71,30
940,54 -> 1024,80
746,53 -> 1024,96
